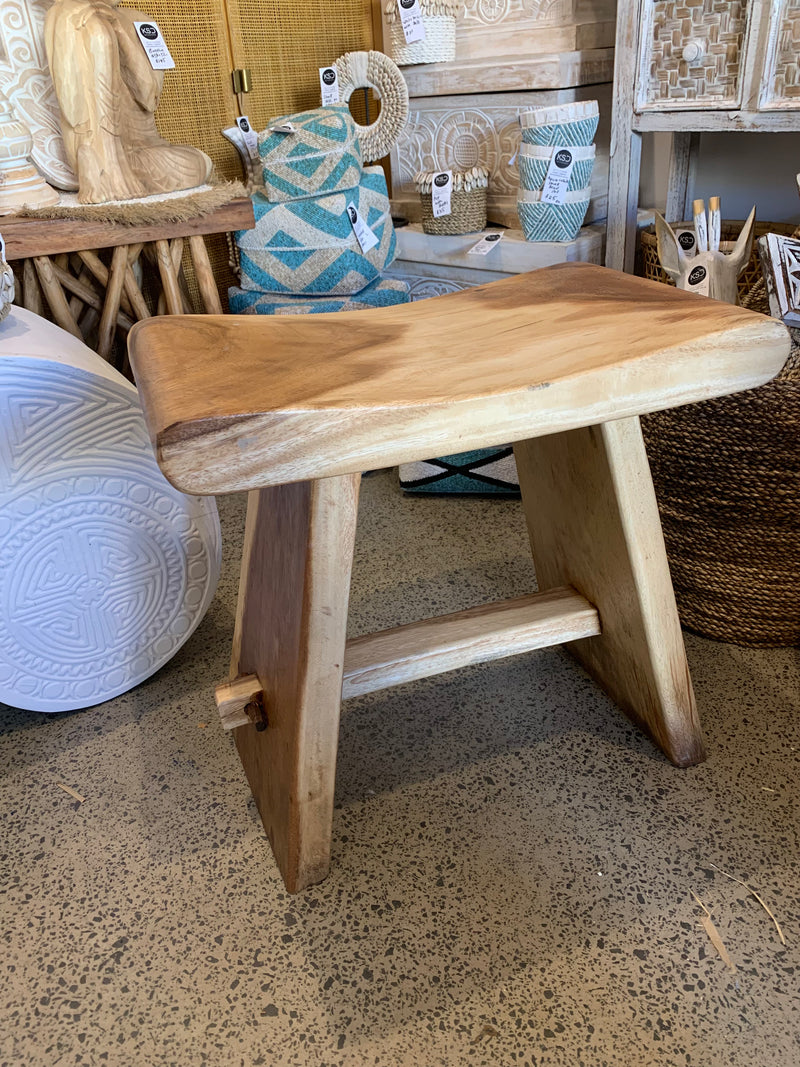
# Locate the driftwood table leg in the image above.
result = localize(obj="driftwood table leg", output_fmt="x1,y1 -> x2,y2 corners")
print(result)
514,417 -> 705,768
188,235 -> 222,314
227,474 -> 361,892
154,239 -> 184,315
97,244 -> 129,362
33,255 -> 82,339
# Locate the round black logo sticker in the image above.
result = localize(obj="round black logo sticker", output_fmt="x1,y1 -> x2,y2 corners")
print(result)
400,0 -> 416,9
238,117 -> 250,132
485,233 -> 501,242
678,231 -> 696,251
434,173 -> 449,187
688,265 -> 707,286
554,149 -> 573,169
322,68 -> 336,85
347,206 -> 358,224
139,23 -> 158,39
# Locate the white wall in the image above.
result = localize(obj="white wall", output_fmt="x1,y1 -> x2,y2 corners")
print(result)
639,132 -> 800,225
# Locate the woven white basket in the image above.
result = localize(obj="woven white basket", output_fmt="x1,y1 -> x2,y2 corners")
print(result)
388,14 -> 456,65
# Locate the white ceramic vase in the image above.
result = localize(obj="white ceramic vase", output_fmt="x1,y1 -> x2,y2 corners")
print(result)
0,307 -> 221,712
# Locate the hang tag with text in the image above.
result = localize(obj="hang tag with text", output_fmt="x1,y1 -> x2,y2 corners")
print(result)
347,203 -> 379,253
319,66 -> 340,105
468,231 -> 504,255
431,171 -> 452,218
236,116 -> 259,159
398,0 -> 426,44
0,232 -> 5,260
134,21 -> 175,70
270,122 -> 296,134
686,262 -> 710,296
676,229 -> 697,258
540,147 -> 576,205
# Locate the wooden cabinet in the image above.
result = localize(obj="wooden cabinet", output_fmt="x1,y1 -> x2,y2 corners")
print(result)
606,0 -> 800,273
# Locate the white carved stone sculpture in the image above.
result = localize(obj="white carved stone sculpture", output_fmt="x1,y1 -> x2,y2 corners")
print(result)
655,207 -> 756,305
0,306 -> 221,712
0,92 -> 60,215
44,0 -> 213,204
0,255 -> 14,322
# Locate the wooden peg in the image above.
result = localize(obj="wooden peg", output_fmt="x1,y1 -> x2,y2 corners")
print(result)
215,674 -> 267,730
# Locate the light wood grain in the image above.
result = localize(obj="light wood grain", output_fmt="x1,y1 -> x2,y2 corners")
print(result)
514,418 -> 704,767
128,263 -> 790,496
97,244 -> 129,361
342,587 -> 600,700
229,475 -> 360,893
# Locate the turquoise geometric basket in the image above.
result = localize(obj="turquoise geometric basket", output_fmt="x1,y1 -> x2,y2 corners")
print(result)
518,145 -> 595,194
520,100 -> 599,147
517,188 -> 591,242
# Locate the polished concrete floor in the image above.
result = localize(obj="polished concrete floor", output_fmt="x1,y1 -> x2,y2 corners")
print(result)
2,471 -> 798,1067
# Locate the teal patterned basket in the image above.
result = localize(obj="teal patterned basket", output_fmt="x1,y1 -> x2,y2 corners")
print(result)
236,166 -> 396,296
258,104 -> 362,202
228,277 -> 410,314
517,189 -> 591,242
518,145 -> 595,193
520,100 -> 599,147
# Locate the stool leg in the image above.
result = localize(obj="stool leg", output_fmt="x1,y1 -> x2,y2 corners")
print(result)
229,474 -> 361,892
514,416 -> 705,768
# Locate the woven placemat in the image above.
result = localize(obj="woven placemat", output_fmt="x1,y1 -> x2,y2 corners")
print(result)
16,180 -> 248,226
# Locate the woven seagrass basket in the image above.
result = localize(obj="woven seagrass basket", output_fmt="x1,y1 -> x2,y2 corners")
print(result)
416,168 -> 488,235
639,220 -> 800,646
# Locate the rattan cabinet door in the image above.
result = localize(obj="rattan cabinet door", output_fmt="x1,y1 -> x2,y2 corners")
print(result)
635,0 -> 752,111
225,0 -> 374,131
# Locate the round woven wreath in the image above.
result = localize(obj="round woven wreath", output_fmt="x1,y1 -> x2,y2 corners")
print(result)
333,50 -> 409,163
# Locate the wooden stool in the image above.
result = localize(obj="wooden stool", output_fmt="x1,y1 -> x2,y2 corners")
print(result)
128,264 -> 789,893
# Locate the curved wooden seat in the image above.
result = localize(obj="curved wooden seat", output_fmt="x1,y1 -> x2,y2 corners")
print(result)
128,263 -> 788,495
128,264 -> 790,893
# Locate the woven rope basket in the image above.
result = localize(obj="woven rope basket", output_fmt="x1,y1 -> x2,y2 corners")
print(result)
640,221 -> 800,647
385,0 -> 458,64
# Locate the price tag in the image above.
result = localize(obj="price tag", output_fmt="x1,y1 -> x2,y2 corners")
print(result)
686,262 -> 710,296
540,147 -> 576,206
686,263 -> 710,296
270,122 -> 296,134
347,203 -> 379,253
468,232 -> 504,256
676,229 -> 697,258
431,171 -> 452,218
319,66 -> 340,105
0,232 -> 5,260
398,0 -> 426,44
236,116 -> 259,160
133,21 -> 175,70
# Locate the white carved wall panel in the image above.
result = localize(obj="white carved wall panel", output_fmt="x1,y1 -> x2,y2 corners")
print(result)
455,0 -> 616,60
0,0 -> 76,189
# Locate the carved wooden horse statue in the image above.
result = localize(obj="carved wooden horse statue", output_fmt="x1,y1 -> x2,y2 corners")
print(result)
128,264 -> 789,892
